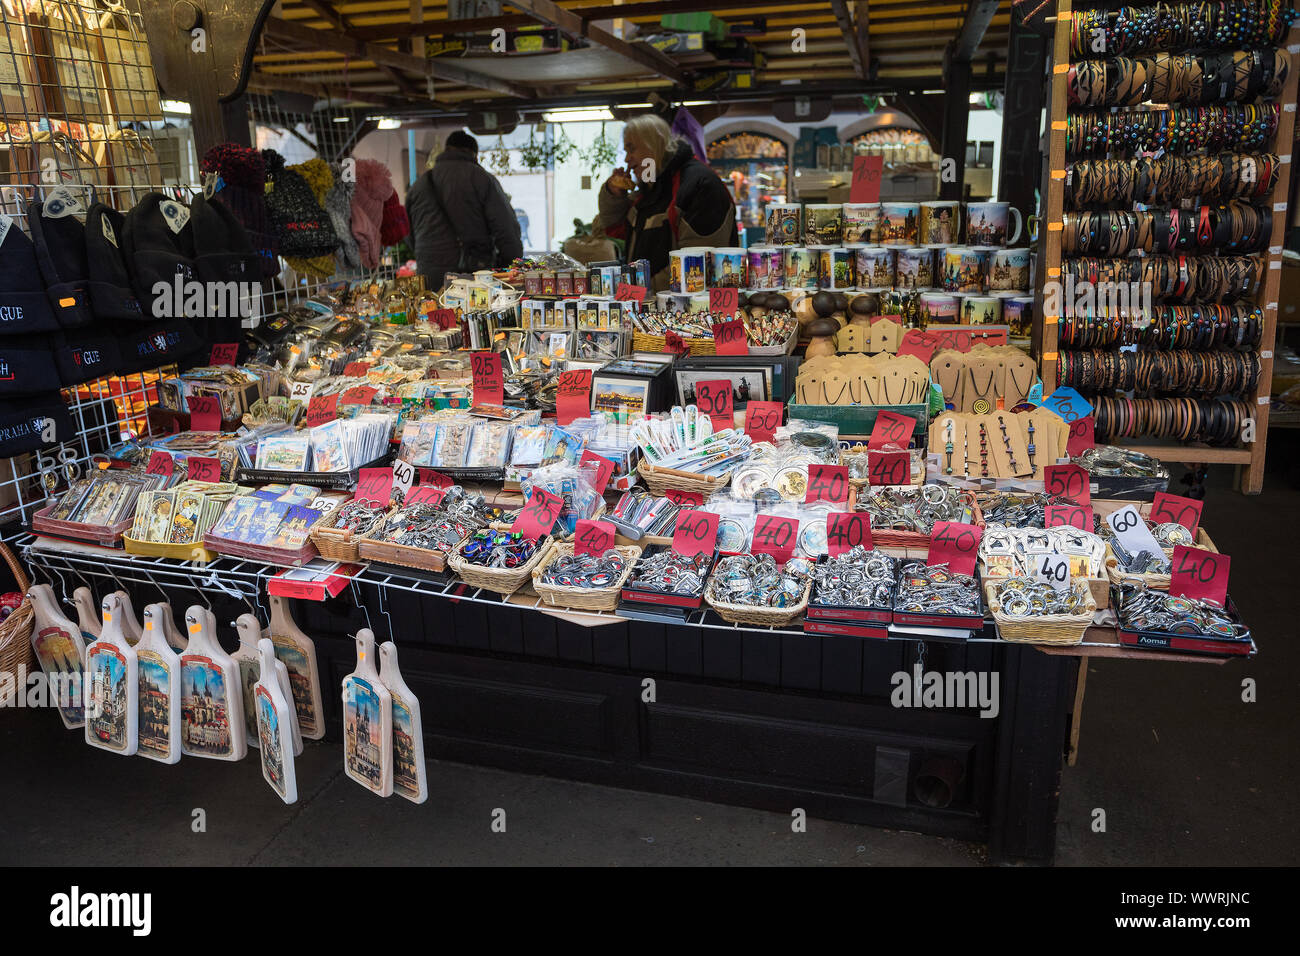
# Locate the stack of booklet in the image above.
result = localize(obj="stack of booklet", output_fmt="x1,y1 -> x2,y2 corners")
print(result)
252,415 -> 393,473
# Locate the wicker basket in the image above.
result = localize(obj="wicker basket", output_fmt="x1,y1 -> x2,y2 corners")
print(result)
704,576 -> 813,627
860,489 -> 984,549
985,580 -> 1096,646
0,542 -> 35,688
310,499 -> 386,563
531,542 -> 642,611
448,535 -> 554,596
632,330 -> 716,356
1103,527 -> 1218,590
638,459 -> 732,497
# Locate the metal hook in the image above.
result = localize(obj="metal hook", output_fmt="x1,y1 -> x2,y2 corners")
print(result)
377,583 -> 394,642
349,577 -> 373,633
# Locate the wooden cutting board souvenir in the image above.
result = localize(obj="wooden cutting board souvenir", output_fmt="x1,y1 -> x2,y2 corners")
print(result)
268,595 -> 324,741
156,601 -> 188,652
72,587 -> 100,642
84,594 -> 138,756
136,604 -> 182,764
113,590 -> 144,646
342,628 -> 393,797
254,638 -> 298,805
179,605 -> 246,761
379,641 -> 427,805
27,584 -> 86,730
232,615 -> 263,750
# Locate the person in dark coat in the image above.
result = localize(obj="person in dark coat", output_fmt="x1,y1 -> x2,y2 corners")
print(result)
597,114 -> 738,291
405,130 -> 523,288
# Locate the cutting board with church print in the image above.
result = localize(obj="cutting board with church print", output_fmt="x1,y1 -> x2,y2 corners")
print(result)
27,584 -> 86,730
268,595 -> 324,741
254,638 -> 298,805
379,641 -> 427,805
112,590 -> 144,646
342,628 -> 392,797
136,604 -> 181,764
72,587 -> 100,643
179,606 -> 246,761
84,593 -> 138,756
234,614 -> 302,755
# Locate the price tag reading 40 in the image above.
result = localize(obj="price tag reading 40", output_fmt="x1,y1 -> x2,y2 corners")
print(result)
186,456 -> 221,483
391,459 -> 415,499
1169,545 -> 1230,607
826,512 -> 872,556
1150,492 -> 1203,536
1045,503 -> 1094,531
743,401 -> 782,443
711,319 -> 748,355
695,380 -> 734,432
1032,553 -> 1072,592
418,468 -> 454,489
868,450 -> 910,487
573,519 -> 616,558
471,351 -> 504,406
867,410 -> 916,449
751,513 -> 799,565
1044,463 -> 1091,504
406,485 -> 446,507
805,464 -> 849,504
928,521 -> 982,576
355,467 -> 394,506
673,510 -> 718,556
511,487 -> 564,541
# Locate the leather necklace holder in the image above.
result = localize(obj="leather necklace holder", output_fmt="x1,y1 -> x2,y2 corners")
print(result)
991,410 -> 1033,478
821,371 -> 851,405
796,370 -> 822,404
932,354 -> 965,409
880,366 -> 910,406
1004,354 -> 1037,409
965,358 -> 1000,415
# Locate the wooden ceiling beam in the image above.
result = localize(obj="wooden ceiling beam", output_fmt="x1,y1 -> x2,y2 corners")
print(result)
246,70 -> 409,108
506,0 -> 686,85
952,0 -> 1002,61
828,0 -> 869,79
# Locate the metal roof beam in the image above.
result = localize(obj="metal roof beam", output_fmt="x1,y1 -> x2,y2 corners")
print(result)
506,0 -> 687,85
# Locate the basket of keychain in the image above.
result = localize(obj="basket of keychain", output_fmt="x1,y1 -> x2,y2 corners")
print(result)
357,485 -> 505,573
1096,500 -> 1219,592
978,525 -> 1103,644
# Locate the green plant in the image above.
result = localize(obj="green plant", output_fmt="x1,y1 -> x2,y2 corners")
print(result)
488,135 -> 512,176
551,126 -> 577,165
519,127 -> 546,171
581,122 -> 618,174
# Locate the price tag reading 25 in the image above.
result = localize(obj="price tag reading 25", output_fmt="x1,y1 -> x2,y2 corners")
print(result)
511,488 -> 563,541
471,351 -> 504,406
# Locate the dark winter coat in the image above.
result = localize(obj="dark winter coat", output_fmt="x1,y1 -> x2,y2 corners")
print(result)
597,140 -> 738,291
405,150 -> 522,287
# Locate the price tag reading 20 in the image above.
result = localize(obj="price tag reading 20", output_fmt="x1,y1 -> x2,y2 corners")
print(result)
511,488 -> 563,541
928,521 -> 982,576
672,510 -> 718,556
751,513 -> 798,565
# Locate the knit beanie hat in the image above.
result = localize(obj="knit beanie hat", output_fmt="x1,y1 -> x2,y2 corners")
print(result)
190,192 -> 262,346
113,317 -> 202,376
0,333 -> 61,396
27,197 -> 94,329
0,218 -> 60,335
325,163 -> 362,275
379,190 -> 409,247
0,393 -> 74,459
284,158 -> 338,278
200,143 -> 277,277
53,329 -> 122,387
264,149 -> 338,259
84,204 -> 145,321
350,158 -> 392,271
121,192 -> 199,322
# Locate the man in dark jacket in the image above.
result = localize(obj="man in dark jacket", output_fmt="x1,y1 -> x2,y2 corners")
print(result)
405,130 -> 523,288
598,115 -> 738,291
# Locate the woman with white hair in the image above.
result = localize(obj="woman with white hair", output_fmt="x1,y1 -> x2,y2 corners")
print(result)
598,114 -> 738,291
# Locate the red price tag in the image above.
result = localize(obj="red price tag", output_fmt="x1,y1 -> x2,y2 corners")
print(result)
743,401 -> 783,443
708,286 -> 739,316
209,342 -> 238,366
805,464 -> 849,504
573,519 -> 616,558
1045,503 -> 1094,531
897,331 -> 938,365
664,331 -> 689,357
751,513 -> 798,565
672,509 -> 718,556
556,368 -> 592,426
580,449 -> 615,495
1150,492 -> 1202,537
355,467 -> 394,506
304,393 -> 339,427
418,468 -> 454,489
146,450 -> 174,478
1044,463 -> 1091,504
187,394 -> 222,432
868,450 -> 911,486
430,308 -> 457,329
711,319 -> 748,355
614,283 -> 647,304
511,487 -> 563,541
343,361 -> 372,377
826,512 -> 873,556
186,456 -> 221,483
406,485 -> 446,506
339,385 -> 378,406
867,410 -> 916,449
928,520 -> 982,576
664,489 -> 703,508
695,379 -> 734,432
1169,545 -> 1230,607
850,154 -> 883,203
471,351 -> 504,406
1066,415 -> 1095,456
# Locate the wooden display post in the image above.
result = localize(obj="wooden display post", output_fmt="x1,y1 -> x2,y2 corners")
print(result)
1035,3 -> 1298,494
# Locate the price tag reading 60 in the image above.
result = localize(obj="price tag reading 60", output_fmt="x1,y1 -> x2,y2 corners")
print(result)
511,487 -> 564,541
672,509 -> 718,556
